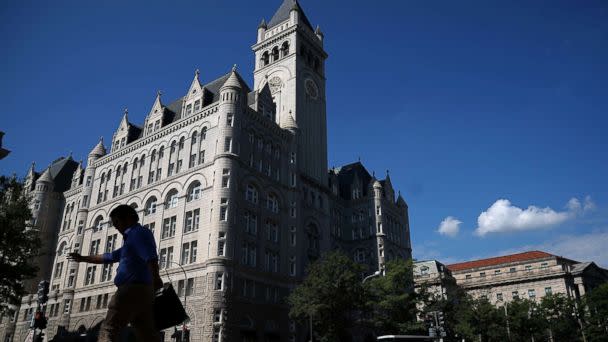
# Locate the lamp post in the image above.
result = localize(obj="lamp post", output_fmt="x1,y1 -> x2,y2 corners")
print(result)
362,270 -> 381,284
497,299 -> 511,341
166,261 -> 189,342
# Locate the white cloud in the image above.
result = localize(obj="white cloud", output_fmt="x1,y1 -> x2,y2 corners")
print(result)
498,229 -> 608,268
475,196 -> 597,236
437,216 -> 461,237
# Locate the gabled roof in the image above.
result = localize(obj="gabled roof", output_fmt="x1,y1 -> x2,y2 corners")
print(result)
447,251 -> 555,272
268,0 -> 314,31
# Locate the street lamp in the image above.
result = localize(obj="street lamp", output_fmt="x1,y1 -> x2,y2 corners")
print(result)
165,261 -> 189,342
362,270 -> 381,284
497,298 -> 511,341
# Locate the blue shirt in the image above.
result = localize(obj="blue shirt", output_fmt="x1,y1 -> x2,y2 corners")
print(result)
102,224 -> 158,286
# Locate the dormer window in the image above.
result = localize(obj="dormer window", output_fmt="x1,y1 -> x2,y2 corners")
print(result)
194,100 -> 201,111
154,121 -> 160,131
186,104 -> 192,115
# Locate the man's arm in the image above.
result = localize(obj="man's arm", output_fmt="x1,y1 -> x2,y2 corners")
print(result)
68,253 -> 105,264
148,260 -> 163,290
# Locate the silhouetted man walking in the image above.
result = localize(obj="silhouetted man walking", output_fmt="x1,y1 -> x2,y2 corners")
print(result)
70,204 -> 162,342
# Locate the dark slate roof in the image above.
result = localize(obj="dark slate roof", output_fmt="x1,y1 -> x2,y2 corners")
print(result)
47,157 -> 79,192
166,71 -> 251,122
127,124 -> 142,142
331,161 -> 373,200
268,0 -> 314,31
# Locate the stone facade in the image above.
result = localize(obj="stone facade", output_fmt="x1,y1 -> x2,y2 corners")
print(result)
413,260 -> 457,301
446,251 -> 608,305
0,1 -> 412,341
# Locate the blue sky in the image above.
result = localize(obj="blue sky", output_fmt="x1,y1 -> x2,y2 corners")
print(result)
1,0 -> 607,266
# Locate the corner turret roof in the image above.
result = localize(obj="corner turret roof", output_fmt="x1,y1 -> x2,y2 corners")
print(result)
89,137 -> 106,157
38,168 -> 53,183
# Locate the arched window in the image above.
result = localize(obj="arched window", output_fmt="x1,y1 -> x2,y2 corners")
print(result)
93,215 -> 104,232
106,169 -> 112,180
159,146 -> 165,160
170,141 -> 177,154
151,149 -> 157,162
187,181 -> 202,202
116,165 -> 122,177
271,46 -> 279,61
133,158 -> 139,170
201,127 -> 207,140
129,203 -> 138,209
178,137 -> 185,151
100,173 -> 105,184
262,51 -> 270,66
165,189 -> 179,209
140,155 -> 145,167
191,131 -> 198,145
281,41 -> 290,57
245,185 -> 258,204
57,241 -> 67,256
145,196 -> 158,215
266,193 -> 279,213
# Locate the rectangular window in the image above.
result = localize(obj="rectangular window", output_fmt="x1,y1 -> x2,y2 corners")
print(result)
64,299 -> 72,314
186,103 -> 192,115
162,216 -> 177,239
177,279 -> 185,297
290,226 -> 296,246
101,264 -> 113,282
465,274 -> 472,280
495,269 -> 501,275
290,256 -> 296,276
218,232 -> 226,256
85,266 -> 96,285
86,176 -> 92,186
215,272 -> 224,290
184,209 -> 200,233
512,291 -> 519,299
176,160 -> 182,173
540,262 -> 548,269
479,272 -> 486,278
156,168 -> 162,181
105,234 -> 117,253
525,265 -> 532,272
198,150 -> 205,164
143,222 -> 155,234
194,100 -> 201,111
496,293 -> 503,301
220,198 -> 228,221
226,113 -> 233,127
186,278 -> 194,296
528,289 -> 536,299
189,154 -> 197,168
168,163 -> 175,176
89,239 -> 101,255
545,287 -> 552,295
181,243 -> 190,266
54,262 -> 63,279
224,138 -> 232,153
509,267 -> 516,273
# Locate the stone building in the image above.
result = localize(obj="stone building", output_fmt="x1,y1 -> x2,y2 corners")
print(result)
0,1 -> 412,341
413,260 -> 457,301
446,251 -> 608,305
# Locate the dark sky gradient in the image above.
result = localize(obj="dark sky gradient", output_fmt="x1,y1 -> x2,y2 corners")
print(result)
1,0 -> 607,265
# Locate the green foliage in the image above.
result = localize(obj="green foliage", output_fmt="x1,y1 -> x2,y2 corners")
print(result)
287,250 -> 365,341
0,176 -> 39,315
363,259 -> 421,335
504,298 -> 545,341
418,284 -> 468,341
539,293 -> 583,342
452,296 -> 508,342
583,283 -> 608,342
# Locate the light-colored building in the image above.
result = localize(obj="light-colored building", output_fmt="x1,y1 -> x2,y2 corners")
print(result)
0,1 -> 412,341
446,251 -> 608,305
413,260 -> 457,301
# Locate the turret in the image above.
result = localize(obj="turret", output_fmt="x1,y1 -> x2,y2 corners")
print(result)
290,1 -> 300,26
257,19 -> 267,43
88,137 -> 106,165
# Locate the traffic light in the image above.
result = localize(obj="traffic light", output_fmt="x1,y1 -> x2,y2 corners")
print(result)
33,311 -> 47,330
37,280 -> 49,304
437,311 -> 445,327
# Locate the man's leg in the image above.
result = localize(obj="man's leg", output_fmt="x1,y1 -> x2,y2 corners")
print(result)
98,287 -> 134,342
130,285 -> 161,342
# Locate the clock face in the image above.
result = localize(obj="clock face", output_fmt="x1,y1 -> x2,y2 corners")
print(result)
268,76 -> 282,94
305,78 -> 318,99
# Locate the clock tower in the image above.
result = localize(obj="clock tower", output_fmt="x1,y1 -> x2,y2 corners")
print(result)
253,0 -> 328,184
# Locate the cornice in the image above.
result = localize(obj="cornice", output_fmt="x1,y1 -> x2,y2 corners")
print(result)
94,104 -> 220,167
